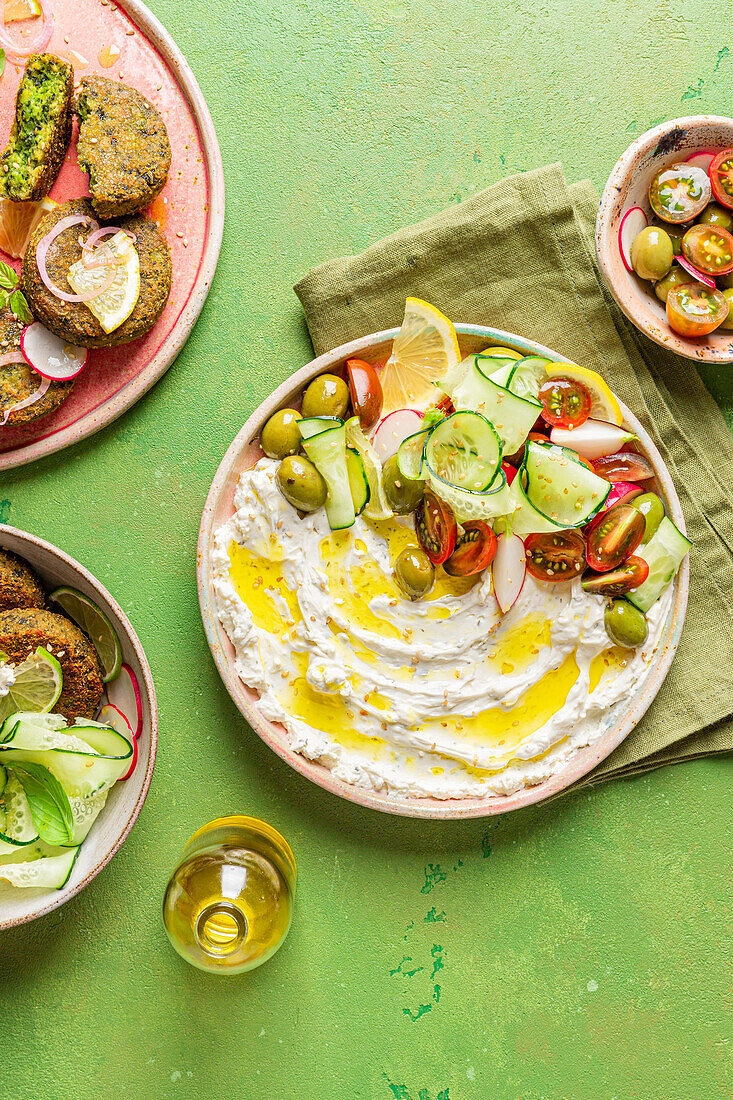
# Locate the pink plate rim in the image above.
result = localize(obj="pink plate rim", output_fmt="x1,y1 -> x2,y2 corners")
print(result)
0,0 -> 225,472
197,324 -> 689,819
0,523 -> 158,927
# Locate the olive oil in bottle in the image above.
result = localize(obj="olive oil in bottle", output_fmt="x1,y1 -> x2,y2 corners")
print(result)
162,815 -> 296,974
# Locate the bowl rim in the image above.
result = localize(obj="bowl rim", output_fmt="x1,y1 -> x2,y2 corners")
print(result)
0,524 -> 158,927
197,324 -> 689,819
595,113 -> 733,364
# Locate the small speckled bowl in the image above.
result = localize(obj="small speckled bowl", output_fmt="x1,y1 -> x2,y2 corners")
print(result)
0,526 -> 157,928
596,115 -> 733,363
198,326 -> 689,819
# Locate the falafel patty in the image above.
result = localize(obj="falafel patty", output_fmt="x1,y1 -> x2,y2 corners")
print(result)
0,549 -> 46,612
20,198 -> 172,348
0,54 -> 73,202
75,76 -> 171,219
0,608 -> 103,720
0,306 -> 74,424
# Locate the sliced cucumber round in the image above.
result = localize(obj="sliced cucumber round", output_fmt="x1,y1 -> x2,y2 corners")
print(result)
345,447 -> 370,516
0,845 -> 80,890
452,358 -> 541,453
522,441 -> 610,528
0,773 -> 38,845
507,355 -> 551,399
627,516 -> 691,612
344,417 -> 392,520
297,416 -> 343,442
424,411 -> 501,492
426,467 -> 511,523
302,422 -> 356,531
397,426 -> 430,481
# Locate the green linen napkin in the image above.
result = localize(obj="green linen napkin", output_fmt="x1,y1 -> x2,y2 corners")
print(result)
294,162 -> 733,788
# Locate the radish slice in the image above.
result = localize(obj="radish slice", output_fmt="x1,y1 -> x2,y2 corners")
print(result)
372,408 -> 424,463
684,150 -> 717,173
493,533 -> 526,614
676,255 -> 716,288
618,207 -> 648,274
550,419 -> 637,460
107,663 -> 143,739
97,703 -> 137,780
21,322 -> 88,381
0,373 -> 49,425
600,482 -> 643,512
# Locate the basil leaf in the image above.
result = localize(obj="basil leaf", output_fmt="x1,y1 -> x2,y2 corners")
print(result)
0,289 -> 9,314
0,50 -> 5,79
9,289 -> 32,325
0,262 -> 17,291
8,762 -> 74,845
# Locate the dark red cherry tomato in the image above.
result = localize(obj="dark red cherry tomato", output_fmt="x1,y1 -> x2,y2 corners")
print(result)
585,503 -> 645,572
709,148 -> 733,210
415,490 -> 457,565
346,358 -> 383,429
524,530 -> 586,582
538,377 -> 592,430
592,451 -> 654,482
501,460 -> 517,485
582,556 -> 650,596
433,393 -> 455,416
681,223 -> 733,275
444,521 -> 497,576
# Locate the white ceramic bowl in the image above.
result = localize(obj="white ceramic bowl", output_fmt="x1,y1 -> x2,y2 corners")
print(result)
0,526 -> 157,928
596,114 -> 733,363
198,325 -> 689,819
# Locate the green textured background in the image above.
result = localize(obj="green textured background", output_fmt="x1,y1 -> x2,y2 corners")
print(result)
2,1 -> 732,1097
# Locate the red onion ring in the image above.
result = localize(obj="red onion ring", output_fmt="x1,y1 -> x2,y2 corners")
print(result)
0,351 -> 25,368
0,0 -> 53,62
36,214 -> 122,303
1,374 -> 50,426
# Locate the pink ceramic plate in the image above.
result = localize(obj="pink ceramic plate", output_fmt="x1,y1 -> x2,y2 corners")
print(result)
0,0 -> 224,469
198,326 -> 689,819
0,524 -> 157,928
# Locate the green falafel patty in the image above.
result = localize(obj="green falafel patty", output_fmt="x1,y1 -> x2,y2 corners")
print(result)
20,197 -> 172,348
0,549 -> 46,612
75,76 -> 171,219
0,306 -> 73,425
0,54 -> 73,202
0,607 -> 103,721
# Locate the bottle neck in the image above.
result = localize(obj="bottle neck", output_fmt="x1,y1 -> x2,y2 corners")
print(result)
194,901 -> 248,958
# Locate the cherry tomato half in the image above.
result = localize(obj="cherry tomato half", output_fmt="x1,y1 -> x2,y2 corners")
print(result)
346,358 -> 383,430
524,530 -> 586,582
582,556 -> 650,597
443,521 -> 497,576
666,282 -> 729,337
648,163 -> 711,223
415,490 -> 457,565
585,503 -> 645,572
592,451 -> 654,482
709,148 -> 733,210
681,223 -> 733,276
538,377 -> 592,430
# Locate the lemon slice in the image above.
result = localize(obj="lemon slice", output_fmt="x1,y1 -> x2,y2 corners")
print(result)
0,647 -> 63,724
546,362 -> 623,425
380,297 -> 461,414
0,196 -> 55,259
49,586 -> 121,683
67,230 -> 140,334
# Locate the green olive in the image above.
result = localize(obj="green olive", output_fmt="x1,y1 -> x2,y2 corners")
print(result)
301,374 -> 350,419
630,492 -> 665,541
653,264 -> 695,304
697,202 -> 733,232
604,600 -> 648,649
662,223 -> 686,256
261,408 -> 302,459
382,454 -> 424,515
394,547 -> 435,601
276,455 -> 327,512
719,288 -> 733,329
631,226 -> 674,281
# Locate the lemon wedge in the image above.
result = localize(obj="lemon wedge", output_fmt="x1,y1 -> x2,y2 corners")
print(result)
545,362 -> 623,426
381,297 -> 461,413
67,230 -> 140,334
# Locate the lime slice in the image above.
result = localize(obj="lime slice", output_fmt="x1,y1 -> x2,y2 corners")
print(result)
49,587 -> 121,683
0,647 -> 63,723
67,230 -> 140,334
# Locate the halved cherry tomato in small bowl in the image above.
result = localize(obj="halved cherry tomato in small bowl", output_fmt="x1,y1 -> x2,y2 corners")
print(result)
666,283 -> 729,337
346,358 -> 383,429
709,148 -> 733,210
592,451 -> 654,482
538,377 -> 592,430
415,490 -> 457,565
681,223 -> 733,276
444,521 -> 497,576
524,530 -> 586,582
582,555 -> 650,596
585,503 -> 645,572
648,163 -> 711,223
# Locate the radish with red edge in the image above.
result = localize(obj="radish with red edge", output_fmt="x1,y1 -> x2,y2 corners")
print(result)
107,663 -> 143,739
618,207 -> 647,274
372,408 -> 423,463
21,322 -> 88,381
97,703 -> 138,780
676,254 -> 716,288
550,418 -> 636,460
493,532 -> 526,614
599,482 -> 643,513
684,149 -> 717,174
